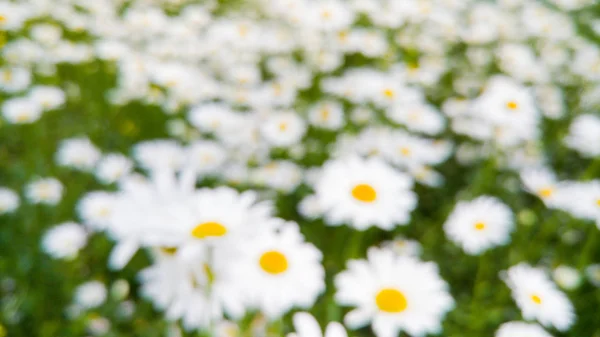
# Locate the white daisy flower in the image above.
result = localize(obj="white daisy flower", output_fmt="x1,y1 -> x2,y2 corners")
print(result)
308,100 -> 345,130
56,137 -> 102,172
520,167 -> 563,208
41,222 -> 88,260
288,312 -> 347,337
133,140 -> 185,172
77,191 -> 117,231
95,153 -> 133,184
251,161 -> 303,193
444,196 -> 514,255
335,247 -> 454,337
0,187 -> 19,215
314,156 -> 417,230
28,85 -> 66,111
230,222 -> 325,319
25,177 -> 64,205
564,114 -> 600,158
0,66 -> 31,93
167,186 -> 276,257
260,111 -> 307,147
74,281 -> 107,309
2,97 -> 43,124
297,195 -> 323,220
495,321 -> 553,337
503,263 -> 575,331
186,140 -> 227,176
381,236 -> 422,257
552,265 -> 582,291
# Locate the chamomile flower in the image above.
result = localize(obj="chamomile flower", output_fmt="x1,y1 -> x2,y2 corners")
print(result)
56,137 -> 102,172
2,97 -> 43,124
133,140 -> 185,172
520,167 -> 563,208
95,153 -> 134,184
503,263 -> 575,331
186,140 -> 227,176
444,196 -> 514,255
0,187 -> 19,215
314,156 -> 417,230
74,281 -> 107,309
42,222 -> 88,260
564,114 -> 600,158
25,177 -> 64,205
335,247 -> 454,337
552,265 -> 581,291
260,111 -> 307,147
495,321 -> 553,337
28,85 -> 66,111
168,186 -> 276,257
288,312 -> 347,337
0,66 -> 31,93
308,100 -> 345,130
77,191 -> 117,231
230,222 -> 325,318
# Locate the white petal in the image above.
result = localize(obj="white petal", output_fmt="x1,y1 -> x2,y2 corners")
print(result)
293,312 -> 323,337
325,322 -> 347,337
108,240 -> 139,270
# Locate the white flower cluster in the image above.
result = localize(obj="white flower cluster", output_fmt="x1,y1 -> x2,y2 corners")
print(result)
1,0 -> 599,336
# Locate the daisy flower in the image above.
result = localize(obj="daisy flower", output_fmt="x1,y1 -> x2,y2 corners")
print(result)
0,187 -> 19,215
133,139 -> 185,172
314,156 -> 417,230
520,167 -> 563,208
444,196 -> 514,255
95,153 -> 133,184
308,100 -> 345,130
335,247 -> 454,337
25,177 -> 64,205
495,321 -> 553,337
260,111 -> 307,148
288,312 -> 347,337
74,281 -> 107,309
565,114 -> 600,158
77,191 -> 117,231
229,222 -> 325,319
56,137 -> 102,172
41,222 -> 88,260
28,85 -> 66,111
503,263 -> 575,331
168,186 -> 276,257
2,97 -> 43,124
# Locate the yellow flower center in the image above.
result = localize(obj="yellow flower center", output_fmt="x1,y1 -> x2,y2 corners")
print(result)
596,199 -> 600,207
506,101 -> 519,110
376,288 -> 408,313
383,89 -> 395,99
321,10 -> 332,20
531,294 -> 542,305
474,222 -> 486,231
538,187 -> 554,198
0,15 -> 5,24
278,122 -> 288,131
320,108 -> 330,120
191,221 -> 227,239
400,147 -> 411,156
351,184 -> 377,203
259,250 -> 288,275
